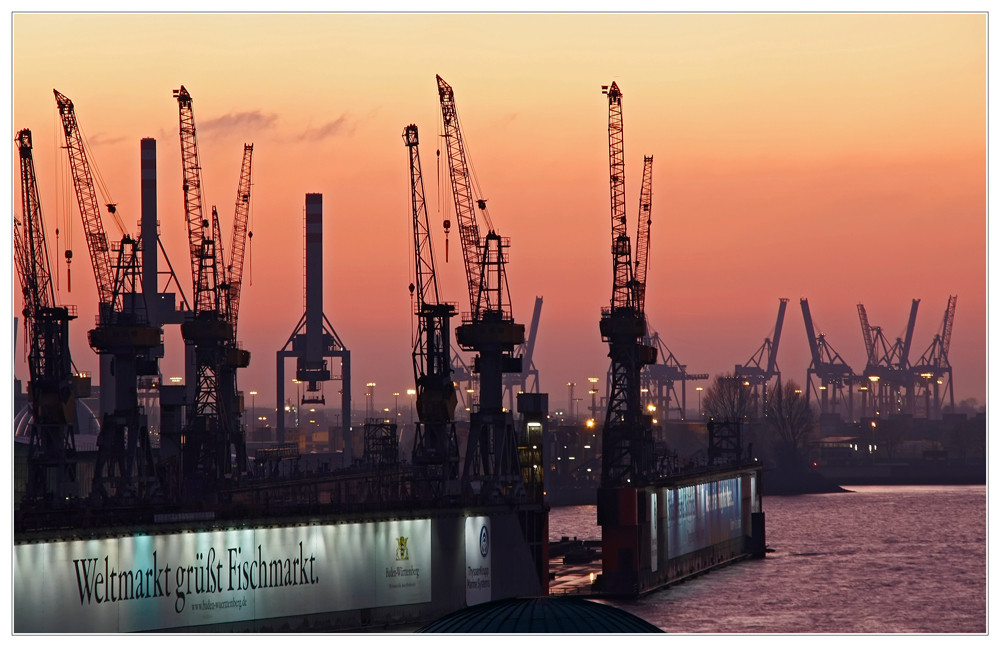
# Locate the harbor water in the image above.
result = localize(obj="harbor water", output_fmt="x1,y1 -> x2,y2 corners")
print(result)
549,485 -> 986,633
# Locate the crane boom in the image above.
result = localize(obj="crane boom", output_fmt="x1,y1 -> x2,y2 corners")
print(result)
899,298 -> 920,368
766,298 -> 788,377
16,129 -> 54,318
857,303 -> 876,367
406,125 -> 441,312
174,85 -> 217,315
227,144 -> 253,333
603,82 -> 634,311
633,155 -> 653,314
54,89 -> 116,306
436,75 -> 485,316
940,295 -> 957,358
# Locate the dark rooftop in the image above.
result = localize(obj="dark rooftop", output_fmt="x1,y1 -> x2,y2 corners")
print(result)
417,596 -> 663,633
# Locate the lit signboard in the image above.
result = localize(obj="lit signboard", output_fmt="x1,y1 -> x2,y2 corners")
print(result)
15,518 -> 431,633
465,516 -> 492,606
663,477 -> 742,559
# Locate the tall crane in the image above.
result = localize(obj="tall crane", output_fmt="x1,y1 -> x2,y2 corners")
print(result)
800,298 -> 856,422
437,75 -> 525,502
912,295 -> 957,419
735,298 -> 789,417
857,300 -> 920,417
404,124 -> 460,494
599,82 -> 657,488
174,85 -> 248,491
15,128 -> 86,503
55,90 -> 161,501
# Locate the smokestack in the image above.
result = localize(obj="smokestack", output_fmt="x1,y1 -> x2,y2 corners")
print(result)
305,193 -> 323,364
141,138 -> 158,325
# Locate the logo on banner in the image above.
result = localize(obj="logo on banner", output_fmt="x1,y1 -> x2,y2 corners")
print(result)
479,525 -> 489,557
395,536 -> 409,561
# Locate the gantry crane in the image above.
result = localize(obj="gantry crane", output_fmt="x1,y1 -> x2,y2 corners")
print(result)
857,299 -> 919,417
503,295 -> 543,412
912,295 -> 957,420
437,75 -> 526,502
641,325 -> 708,421
15,128 -> 88,504
800,298 -> 856,422
735,298 -> 789,417
55,90 -> 162,501
599,82 -> 657,488
404,124 -> 460,494
174,85 -> 250,491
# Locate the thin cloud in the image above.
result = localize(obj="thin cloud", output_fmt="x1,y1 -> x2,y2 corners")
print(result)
296,114 -> 353,141
200,110 -> 278,133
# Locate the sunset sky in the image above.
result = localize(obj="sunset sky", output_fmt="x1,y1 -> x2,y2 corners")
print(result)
9,12 -> 987,417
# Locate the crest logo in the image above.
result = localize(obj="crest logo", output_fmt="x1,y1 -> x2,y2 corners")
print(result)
479,525 -> 489,557
396,536 -> 409,561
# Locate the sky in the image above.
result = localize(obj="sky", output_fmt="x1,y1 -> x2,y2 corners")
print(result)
8,12 -> 988,417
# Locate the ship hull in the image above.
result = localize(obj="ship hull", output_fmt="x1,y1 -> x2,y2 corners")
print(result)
595,465 -> 765,597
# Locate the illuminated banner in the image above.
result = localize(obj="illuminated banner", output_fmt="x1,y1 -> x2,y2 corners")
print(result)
14,518 -> 431,633
664,477 -> 742,558
465,516 -> 491,606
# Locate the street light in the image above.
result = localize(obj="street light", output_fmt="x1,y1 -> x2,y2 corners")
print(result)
406,388 -> 416,427
696,386 -> 704,418
366,382 -> 376,419
393,392 -> 400,421
249,390 -> 258,439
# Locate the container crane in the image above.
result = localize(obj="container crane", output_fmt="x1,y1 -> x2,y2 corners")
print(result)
912,295 -> 957,419
54,90 -> 161,501
599,81 -> 657,488
15,128 -> 88,503
857,299 -> 919,417
642,325 -> 708,421
404,124 -> 460,494
437,75 -> 525,502
735,298 -> 789,417
800,298 -> 856,422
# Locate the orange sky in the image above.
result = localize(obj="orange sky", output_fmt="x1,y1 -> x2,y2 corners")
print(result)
9,12 -> 987,415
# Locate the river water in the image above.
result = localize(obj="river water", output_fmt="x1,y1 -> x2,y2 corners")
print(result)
549,485 -> 986,633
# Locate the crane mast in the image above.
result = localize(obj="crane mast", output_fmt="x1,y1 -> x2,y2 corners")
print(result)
16,128 -> 82,502
405,124 -> 459,491
436,75 -> 525,502
599,82 -> 657,488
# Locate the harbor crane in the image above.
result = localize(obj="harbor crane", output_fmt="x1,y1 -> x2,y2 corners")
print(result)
437,75 -> 526,501
174,85 -> 251,491
404,124 -> 460,494
599,81 -> 658,488
15,128 -> 89,504
641,326 -> 708,422
857,299 -> 919,417
503,295 -> 543,412
55,90 -> 162,501
800,298 -> 856,422
735,298 -> 789,417
911,295 -> 957,419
